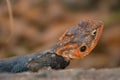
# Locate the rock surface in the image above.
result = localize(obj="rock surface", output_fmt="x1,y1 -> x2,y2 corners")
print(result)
0,68 -> 120,80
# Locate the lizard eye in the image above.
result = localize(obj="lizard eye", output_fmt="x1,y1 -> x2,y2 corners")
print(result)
80,46 -> 87,52
91,29 -> 97,36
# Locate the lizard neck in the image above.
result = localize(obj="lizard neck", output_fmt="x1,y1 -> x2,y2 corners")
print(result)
50,43 -> 60,53
49,43 -> 71,60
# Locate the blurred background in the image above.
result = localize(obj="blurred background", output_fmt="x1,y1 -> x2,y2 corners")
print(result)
0,0 -> 120,69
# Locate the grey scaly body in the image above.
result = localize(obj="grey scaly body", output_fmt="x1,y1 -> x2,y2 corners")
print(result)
0,52 -> 69,73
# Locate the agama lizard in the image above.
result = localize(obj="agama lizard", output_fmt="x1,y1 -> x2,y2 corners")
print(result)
0,19 -> 103,73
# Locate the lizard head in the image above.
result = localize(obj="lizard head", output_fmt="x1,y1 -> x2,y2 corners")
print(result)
53,19 -> 104,60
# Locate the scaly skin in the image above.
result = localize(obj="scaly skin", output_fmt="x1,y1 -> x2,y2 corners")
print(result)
0,19 -> 103,73
52,19 -> 103,59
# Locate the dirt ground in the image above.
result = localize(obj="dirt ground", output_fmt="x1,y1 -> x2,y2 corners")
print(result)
0,68 -> 120,80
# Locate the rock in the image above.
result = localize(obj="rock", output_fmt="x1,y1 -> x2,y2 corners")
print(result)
0,68 -> 120,80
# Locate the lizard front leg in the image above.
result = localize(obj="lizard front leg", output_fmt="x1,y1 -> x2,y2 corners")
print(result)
26,52 -> 70,72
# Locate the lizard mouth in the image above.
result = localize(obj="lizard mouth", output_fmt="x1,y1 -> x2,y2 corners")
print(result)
90,24 -> 104,52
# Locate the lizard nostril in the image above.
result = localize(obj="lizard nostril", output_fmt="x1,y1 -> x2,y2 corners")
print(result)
92,30 -> 97,36
80,46 -> 86,52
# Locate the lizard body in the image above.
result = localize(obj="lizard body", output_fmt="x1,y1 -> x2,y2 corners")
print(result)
0,52 -> 69,72
0,19 -> 103,73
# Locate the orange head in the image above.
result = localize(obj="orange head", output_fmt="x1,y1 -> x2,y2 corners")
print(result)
52,19 -> 104,60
